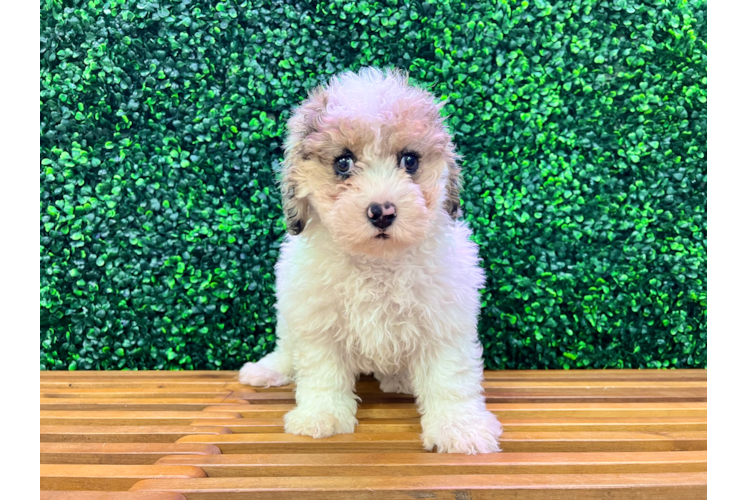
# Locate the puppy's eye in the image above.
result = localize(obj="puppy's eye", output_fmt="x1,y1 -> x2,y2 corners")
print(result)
400,154 -> 419,174
334,155 -> 354,176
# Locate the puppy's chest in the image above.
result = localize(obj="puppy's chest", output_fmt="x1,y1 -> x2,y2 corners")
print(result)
335,264 -> 431,363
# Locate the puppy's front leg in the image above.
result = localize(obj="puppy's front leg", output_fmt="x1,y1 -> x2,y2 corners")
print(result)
412,341 -> 503,454
284,340 -> 358,438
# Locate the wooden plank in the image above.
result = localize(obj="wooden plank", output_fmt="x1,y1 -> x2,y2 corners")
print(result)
188,416 -> 707,434
38,375 -> 707,398
40,371 -> 237,379
202,402 -> 707,419
38,368 -> 709,499
499,431 -> 706,453
41,388 -> 236,399
482,370 -> 707,381
466,417 -> 707,433
198,403 -> 379,418
129,472 -> 707,499
480,380 -> 708,388
190,418 -> 424,434
41,443 -> 222,465
175,430 -> 706,454
235,388 -> 710,397
156,450 -> 706,476
41,369 -> 706,381
40,379 -> 706,391
40,398 -> 249,411
177,432 -> 425,453
229,392 -> 407,404
227,389 -> 706,404
40,425 -> 232,443
40,464 -> 206,491
246,381 -> 707,394
41,382 -> 238,390
481,395 -> 708,403
41,492 -> 186,500
40,388 -> 705,404
41,411 -> 242,426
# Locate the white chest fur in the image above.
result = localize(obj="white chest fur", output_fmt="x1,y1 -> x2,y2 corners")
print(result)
274,218 -> 485,374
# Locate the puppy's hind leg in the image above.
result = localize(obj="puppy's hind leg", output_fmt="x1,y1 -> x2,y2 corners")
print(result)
239,346 -> 293,387
375,371 -> 413,394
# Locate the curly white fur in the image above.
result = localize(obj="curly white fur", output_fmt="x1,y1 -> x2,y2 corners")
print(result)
239,67 -> 502,454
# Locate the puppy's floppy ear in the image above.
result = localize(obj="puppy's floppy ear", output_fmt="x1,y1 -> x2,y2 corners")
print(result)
444,151 -> 464,219
278,175 -> 307,236
279,86 -> 329,235
434,98 -> 463,220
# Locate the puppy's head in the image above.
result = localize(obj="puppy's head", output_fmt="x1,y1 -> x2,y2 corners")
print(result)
280,67 -> 462,258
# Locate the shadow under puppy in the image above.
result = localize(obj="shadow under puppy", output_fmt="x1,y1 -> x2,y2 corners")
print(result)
239,67 -> 503,454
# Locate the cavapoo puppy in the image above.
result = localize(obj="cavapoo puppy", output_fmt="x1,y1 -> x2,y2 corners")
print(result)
239,67 -> 503,454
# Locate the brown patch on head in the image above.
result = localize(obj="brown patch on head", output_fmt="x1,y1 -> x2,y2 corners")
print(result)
292,88 -> 328,142
279,86 -> 329,234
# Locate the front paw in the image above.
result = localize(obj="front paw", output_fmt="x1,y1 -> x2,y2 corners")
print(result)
284,406 -> 357,438
238,362 -> 291,387
422,409 -> 503,454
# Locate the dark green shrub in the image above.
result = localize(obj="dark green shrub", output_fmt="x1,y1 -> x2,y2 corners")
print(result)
40,0 -> 706,370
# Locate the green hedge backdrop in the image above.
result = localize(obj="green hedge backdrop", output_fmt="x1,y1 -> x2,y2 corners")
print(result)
40,0 -> 707,371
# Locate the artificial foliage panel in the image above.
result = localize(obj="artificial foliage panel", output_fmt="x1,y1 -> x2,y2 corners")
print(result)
40,0 -> 707,370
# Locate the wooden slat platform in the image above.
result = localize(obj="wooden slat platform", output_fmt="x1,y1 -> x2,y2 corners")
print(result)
40,370 -> 707,498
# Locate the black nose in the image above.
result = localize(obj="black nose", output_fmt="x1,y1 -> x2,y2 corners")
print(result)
367,202 -> 397,229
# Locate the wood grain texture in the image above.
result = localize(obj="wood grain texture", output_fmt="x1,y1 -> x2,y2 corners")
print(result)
40,369 -> 705,377
40,398 -> 250,411
39,369 -> 708,499
40,371 -> 238,379
227,389 -> 706,404
481,370 -> 706,381
41,380 -> 705,391
187,416 -> 707,433
175,430 -> 706,454
40,382 -> 242,390
129,472 -> 707,499
245,380 -> 707,392
200,402 -> 707,419
41,411 -> 242,426
40,464 -> 206,491
41,388 -> 235,399
40,425 -> 232,443
155,451 -> 707,476
41,492 -> 187,500
41,443 -> 222,465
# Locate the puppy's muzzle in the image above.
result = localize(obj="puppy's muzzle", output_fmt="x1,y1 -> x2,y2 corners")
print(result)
367,202 -> 397,229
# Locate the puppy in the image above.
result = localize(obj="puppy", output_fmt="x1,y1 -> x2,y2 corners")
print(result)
239,67 -> 503,454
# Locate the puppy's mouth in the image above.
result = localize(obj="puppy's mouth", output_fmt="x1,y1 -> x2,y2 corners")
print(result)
375,232 -> 390,240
